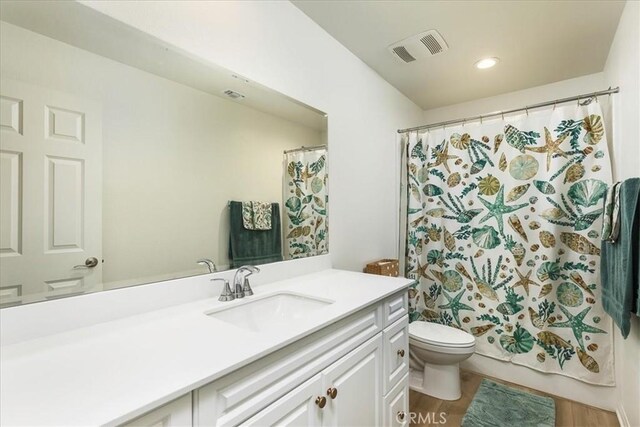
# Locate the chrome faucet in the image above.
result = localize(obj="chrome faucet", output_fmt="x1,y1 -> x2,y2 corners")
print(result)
232,265 -> 260,299
197,258 -> 217,273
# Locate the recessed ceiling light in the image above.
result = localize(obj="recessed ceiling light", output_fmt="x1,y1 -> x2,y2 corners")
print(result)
475,57 -> 499,69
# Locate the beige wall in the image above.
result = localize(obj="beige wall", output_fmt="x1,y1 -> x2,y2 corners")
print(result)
0,22 -> 322,288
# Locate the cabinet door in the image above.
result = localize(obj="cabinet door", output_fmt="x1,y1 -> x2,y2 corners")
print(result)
243,373 -> 323,427
321,335 -> 383,427
383,373 -> 409,427
121,394 -> 192,427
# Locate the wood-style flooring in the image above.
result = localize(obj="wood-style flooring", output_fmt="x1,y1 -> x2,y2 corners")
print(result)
408,370 -> 619,427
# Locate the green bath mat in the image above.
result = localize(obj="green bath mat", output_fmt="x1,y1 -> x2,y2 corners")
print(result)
462,379 -> 555,427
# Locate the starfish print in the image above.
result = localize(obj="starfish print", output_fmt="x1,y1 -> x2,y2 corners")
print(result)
549,306 -> 606,350
525,127 -> 569,171
438,289 -> 474,327
511,268 -> 541,295
413,259 -> 434,281
477,185 -> 528,235
428,141 -> 458,174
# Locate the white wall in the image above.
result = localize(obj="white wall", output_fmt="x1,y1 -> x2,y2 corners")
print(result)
423,72 -> 623,411
0,22 -> 321,288
603,2 -> 640,425
79,0 -> 424,274
423,72 -> 607,123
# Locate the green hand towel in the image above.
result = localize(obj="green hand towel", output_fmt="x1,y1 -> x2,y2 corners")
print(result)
600,178 -> 640,338
229,201 -> 283,268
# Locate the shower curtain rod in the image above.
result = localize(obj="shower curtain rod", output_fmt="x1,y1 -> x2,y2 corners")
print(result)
284,144 -> 327,154
397,86 -> 620,134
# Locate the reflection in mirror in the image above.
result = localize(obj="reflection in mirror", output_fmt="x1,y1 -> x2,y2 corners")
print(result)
0,1 -> 328,307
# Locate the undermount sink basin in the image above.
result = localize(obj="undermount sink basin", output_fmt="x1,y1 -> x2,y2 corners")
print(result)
205,292 -> 333,332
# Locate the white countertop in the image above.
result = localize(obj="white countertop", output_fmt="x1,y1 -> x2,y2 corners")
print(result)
0,269 -> 411,426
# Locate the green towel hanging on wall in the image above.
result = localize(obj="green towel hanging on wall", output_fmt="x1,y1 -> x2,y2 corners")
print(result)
600,178 -> 640,338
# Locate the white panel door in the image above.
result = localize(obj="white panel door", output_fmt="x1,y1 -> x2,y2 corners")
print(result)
0,78 -> 102,305
243,373 -> 324,427
321,335 -> 383,427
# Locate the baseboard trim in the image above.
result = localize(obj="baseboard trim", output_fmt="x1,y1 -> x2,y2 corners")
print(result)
616,404 -> 630,427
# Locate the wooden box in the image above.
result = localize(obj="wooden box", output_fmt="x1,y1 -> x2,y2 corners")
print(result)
363,259 -> 399,277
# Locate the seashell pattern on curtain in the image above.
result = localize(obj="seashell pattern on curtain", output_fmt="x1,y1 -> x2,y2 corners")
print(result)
404,102 -> 614,385
283,148 -> 328,259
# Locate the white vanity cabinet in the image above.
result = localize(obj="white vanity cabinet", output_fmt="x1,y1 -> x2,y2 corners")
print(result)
0,269 -> 413,427
121,394 -> 193,427
243,373 -> 324,426
193,290 -> 408,427
244,335 -> 382,427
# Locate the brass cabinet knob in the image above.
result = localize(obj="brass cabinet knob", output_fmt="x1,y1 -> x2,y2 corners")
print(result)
315,396 -> 327,408
397,411 -> 405,420
397,349 -> 405,357
327,387 -> 338,399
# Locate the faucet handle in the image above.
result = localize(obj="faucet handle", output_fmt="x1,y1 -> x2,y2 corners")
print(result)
236,265 -> 259,296
242,277 -> 254,296
212,278 -> 234,302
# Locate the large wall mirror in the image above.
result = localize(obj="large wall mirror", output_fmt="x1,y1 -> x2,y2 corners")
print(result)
0,1 -> 328,307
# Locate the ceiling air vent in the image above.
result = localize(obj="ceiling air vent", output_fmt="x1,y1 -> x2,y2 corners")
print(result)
388,30 -> 448,64
223,89 -> 245,100
392,46 -> 416,63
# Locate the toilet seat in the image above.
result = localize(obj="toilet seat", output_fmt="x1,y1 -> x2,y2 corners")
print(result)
409,321 -> 475,354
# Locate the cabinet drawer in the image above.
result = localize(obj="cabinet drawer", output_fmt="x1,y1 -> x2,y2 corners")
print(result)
243,373 -> 323,427
383,373 -> 409,427
383,317 -> 409,394
383,292 -> 407,328
121,394 -> 192,427
195,305 -> 381,426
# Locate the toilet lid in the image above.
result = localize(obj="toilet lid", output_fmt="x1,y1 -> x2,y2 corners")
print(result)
409,321 -> 475,347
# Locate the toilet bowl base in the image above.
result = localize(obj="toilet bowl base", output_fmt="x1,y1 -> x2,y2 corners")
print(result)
409,362 -> 462,401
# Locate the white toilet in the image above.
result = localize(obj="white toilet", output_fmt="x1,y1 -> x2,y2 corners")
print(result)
408,321 -> 476,401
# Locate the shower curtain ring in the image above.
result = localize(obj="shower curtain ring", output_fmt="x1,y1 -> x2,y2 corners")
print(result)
553,101 -> 557,111
480,115 -> 483,124
525,107 -> 529,117
501,111 -> 505,121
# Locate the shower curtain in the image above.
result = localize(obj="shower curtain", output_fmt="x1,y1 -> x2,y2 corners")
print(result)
283,148 -> 328,259
404,102 -> 614,385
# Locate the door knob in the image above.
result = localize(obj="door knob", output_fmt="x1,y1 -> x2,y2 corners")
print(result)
315,396 -> 327,408
327,387 -> 338,399
73,257 -> 99,269
397,349 -> 405,357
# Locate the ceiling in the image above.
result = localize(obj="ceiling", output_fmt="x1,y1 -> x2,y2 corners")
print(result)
293,0 -> 626,110
0,1 -> 327,131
